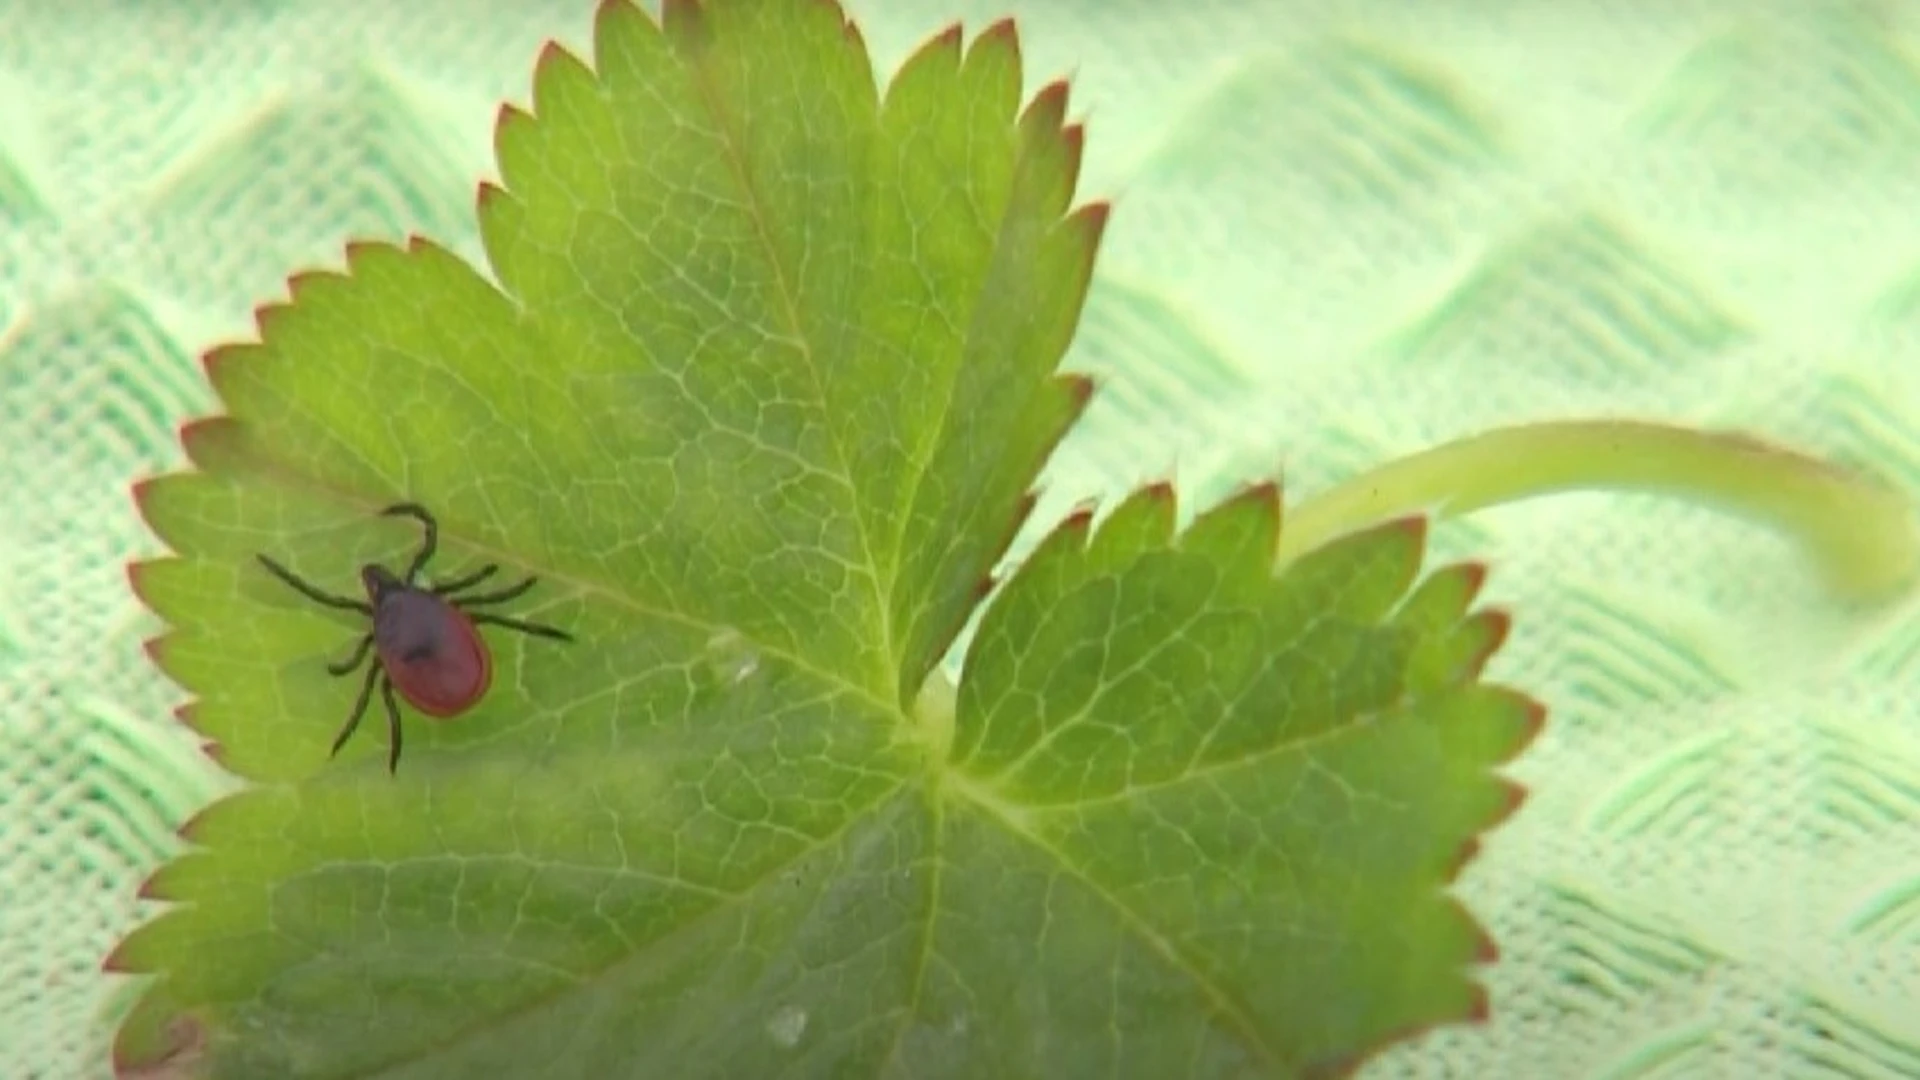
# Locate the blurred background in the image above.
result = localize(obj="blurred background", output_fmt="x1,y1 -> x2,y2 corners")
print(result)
4,0 -> 1920,1076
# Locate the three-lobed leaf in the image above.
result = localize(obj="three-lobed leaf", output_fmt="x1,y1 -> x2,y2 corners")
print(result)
111,1 -> 1539,1077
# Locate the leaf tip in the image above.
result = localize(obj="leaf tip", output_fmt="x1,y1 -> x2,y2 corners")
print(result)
1023,77 -> 1070,132
1491,776 -> 1530,828
1304,976 -> 1491,1080
1465,982 -> 1491,1023
173,702 -> 213,742
1459,980 -> 1489,1022
1061,498 -> 1099,537
113,1014 -> 208,1080
178,416 -> 233,471
1457,561 -> 1489,600
929,21 -> 964,54
1443,835 -> 1483,883
135,870 -> 171,902
1060,371 -> 1095,408
1463,609 -> 1512,677
836,3 -> 867,50
129,478 -> 161,527
1231,478 -> 1283,513
342,238 -> 403,274
100,937 -> 145,975
976,17 -> 1021,66
536,34 -> 584,78
971,574 -> 998,602
1075,199 -> 1111,243
250,298 -> 289,340
1386,513 -> 1429,548
125,558 -> 157,607
477,178 -> 507,213
175,803 -> 214,844
889,20 -> 965,102
281,261 -> 344,302
199,343 -> 243,388
594,0 -> 635,23
1065,201 -> 1112,286
593,0 -> 656,71
141,633 -> 169,671
1473,922 -> 1499,964
1513,697 -> 1547,758
493,100 -> 533,155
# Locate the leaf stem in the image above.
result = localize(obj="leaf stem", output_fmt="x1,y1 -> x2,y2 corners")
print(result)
1276,420 -> 1920,605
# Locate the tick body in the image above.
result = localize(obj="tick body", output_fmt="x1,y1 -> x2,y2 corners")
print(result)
257,503 -> 573,773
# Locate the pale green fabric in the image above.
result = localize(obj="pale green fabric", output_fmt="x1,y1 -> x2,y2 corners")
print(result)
4,1 -> 1920,1077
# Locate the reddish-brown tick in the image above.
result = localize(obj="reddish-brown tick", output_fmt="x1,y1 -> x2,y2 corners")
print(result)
257,502 -> 572,773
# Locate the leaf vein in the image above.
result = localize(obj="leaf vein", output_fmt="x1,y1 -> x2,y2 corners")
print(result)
678,35 -> 895,695
878,783 -> 945,1072
967,792 -> 1281,1069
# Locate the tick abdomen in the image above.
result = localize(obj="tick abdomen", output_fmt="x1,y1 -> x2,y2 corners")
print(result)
372,589 -> 491,717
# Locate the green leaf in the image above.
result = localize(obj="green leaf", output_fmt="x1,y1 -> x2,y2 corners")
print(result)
941,497 -> 1538,1077
110,1 -> 1536,1077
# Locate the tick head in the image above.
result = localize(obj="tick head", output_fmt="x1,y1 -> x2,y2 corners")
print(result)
361,563 -> 408,602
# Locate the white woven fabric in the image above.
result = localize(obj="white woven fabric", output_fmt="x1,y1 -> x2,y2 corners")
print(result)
4,1 -> 1919,1077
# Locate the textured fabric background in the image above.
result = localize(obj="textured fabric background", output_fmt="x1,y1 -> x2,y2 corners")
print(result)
4,1 -> 1920,1077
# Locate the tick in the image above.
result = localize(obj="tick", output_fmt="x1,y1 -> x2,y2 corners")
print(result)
256,502 -> 573,774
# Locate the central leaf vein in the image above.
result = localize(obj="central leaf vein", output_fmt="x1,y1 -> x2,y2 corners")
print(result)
880,783 -> 946,1071
679,36 -> 896,699
959,786 -> 1280,1068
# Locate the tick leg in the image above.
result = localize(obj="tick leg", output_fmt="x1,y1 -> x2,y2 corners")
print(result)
379,676 -> 404,775
451,575 -> 538,608
431,564 -> 499,596
469,611 -> 574,642
327,633 -> 375,676
330,661 -> 382,758
380,503 -> 438,584
258,555 -> 372,614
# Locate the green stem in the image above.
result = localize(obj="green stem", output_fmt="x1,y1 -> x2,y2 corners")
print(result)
1276,420 -> 1920,605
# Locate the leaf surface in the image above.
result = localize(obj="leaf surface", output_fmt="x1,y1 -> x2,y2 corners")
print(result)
112,2 -> 1537,1077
